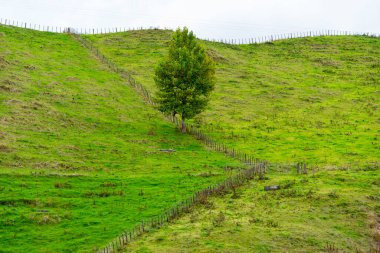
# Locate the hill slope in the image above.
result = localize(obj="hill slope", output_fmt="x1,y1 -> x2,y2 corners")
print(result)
125,168 -> 380,252
86,31 -> 380,166
0,25 -> 240,252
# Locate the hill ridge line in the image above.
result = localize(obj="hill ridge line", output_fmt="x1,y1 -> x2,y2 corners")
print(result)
1,18 -> 379,44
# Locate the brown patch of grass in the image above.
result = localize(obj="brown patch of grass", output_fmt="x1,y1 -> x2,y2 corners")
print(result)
29,213 -> 61,225
84,190 -> 124,198
0,199 -> 38,207
24,65 -> 36,70
0,55 -> 9,69
65,76 -> 80,82
206,48 -> 228,63
100,182 -> 117,187
369,213 -> 380,252
0,144 -> 12,153
212,211 -> 225,227
324,243 -> 340,253
147,128 -> 156,136
197,171 -> 219,178
313,57 -> 341,68
54,182 -> 72,189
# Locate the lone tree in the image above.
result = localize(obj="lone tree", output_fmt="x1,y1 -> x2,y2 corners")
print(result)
154,27 -> 215,133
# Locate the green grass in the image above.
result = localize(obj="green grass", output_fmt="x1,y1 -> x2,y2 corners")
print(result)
0,25 -> 241,252
125,167 -> 380,252
1,25 -> 379,252
86,30 -> 380,166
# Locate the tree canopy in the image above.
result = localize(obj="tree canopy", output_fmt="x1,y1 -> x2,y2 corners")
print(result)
154,27 -> 215,132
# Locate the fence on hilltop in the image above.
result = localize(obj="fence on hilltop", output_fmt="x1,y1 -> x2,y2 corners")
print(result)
1,17 -> 380,45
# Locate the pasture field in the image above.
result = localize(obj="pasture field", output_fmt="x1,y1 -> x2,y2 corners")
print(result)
0,25 -> 240,252
86,30 -> 380,166
125,167 -> 380,252
0,24 -> 379,252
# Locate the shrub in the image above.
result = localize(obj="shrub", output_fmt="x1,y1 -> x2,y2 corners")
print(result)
212,211 -> 226,227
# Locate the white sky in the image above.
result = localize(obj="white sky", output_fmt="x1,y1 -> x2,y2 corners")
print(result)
0,0 -> 379,39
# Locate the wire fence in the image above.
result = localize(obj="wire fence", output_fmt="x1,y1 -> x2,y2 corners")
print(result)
70,31 -> 273,252
95,163 -> 267,253
2,19 -> 375,169
1,17 -> 379,45
70,31 -> 268,168
2,19 -> 379,251
70,29 -> 380,171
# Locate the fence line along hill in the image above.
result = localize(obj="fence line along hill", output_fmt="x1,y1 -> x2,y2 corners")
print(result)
1,17 -> 379,44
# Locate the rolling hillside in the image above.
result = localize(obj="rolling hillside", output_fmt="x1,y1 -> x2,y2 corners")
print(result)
0,25 -> 241,252
82,29 -> 379,252
0,24 -> 379,253
86,30 -> 380,166
125,168 -> 380,252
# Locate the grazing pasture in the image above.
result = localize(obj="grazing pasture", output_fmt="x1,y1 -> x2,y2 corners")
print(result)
86,30 -> 380,166
125,168 -> 380,252
0,24 -> 378,252
0,25 -> 240,252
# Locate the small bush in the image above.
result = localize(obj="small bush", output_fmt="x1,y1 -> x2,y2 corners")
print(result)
281,180 -> 296,189
367,195 -> 380,201
306,189 -> 316,198
155,236 -> 165,242
249,217 -> 262,224
98,191 -> 110,197
24,65 -> 36,70
54,182 -> 72,189
324,243 -> 340,253
328,191 -> 339,199
0,144 -> 11,153
266,219 -> 279,228
212,211 -> 225,227
197,171 -> 218,178
198,194 -> 214,209
84,190 -> 124,198
147,128 -> 156,136
204,201 -> 214,210
100,182 -> 117,187
3,219 -> 15,226
189,213 -> 198,223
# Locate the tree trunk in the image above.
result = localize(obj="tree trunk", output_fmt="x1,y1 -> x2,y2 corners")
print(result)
181,116 -> 186,133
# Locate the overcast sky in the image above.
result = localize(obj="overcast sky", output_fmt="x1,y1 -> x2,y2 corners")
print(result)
0,0 -> 379,39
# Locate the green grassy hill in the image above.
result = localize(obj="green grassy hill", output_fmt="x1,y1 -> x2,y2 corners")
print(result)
86,30 -> 380,166
83,30 -> 379,252
1,25 -> 379,253
0,25 -> 241,252
125,168 -> 380,252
